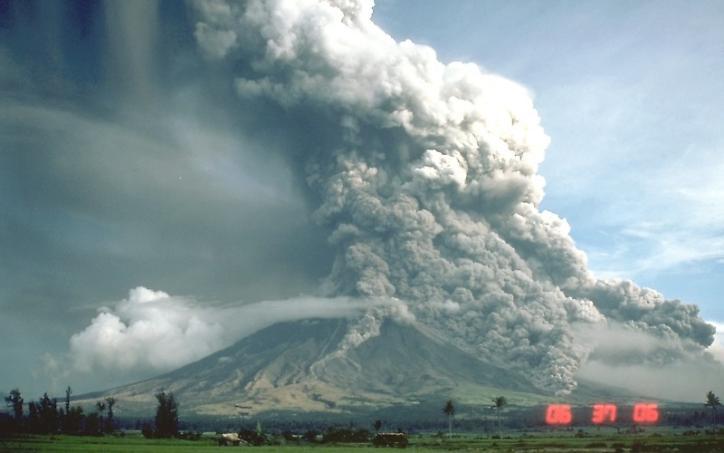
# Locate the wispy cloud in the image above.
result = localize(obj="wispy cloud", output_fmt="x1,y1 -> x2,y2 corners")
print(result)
63,287 -> 408,379
581,143 -> 724,279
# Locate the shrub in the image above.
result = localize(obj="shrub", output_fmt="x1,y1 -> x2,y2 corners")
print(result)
323,427 -> 371,443
238,428 -> 267,446
303,430 -> 319,443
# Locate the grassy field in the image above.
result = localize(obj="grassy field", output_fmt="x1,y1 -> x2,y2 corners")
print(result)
2,431 -> 724,452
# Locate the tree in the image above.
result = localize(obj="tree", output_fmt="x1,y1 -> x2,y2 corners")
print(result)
96,400 -> 106,434
491,396 -> 508,437
65,386 -> 72,414
705,390 -> 721,431
105,397 -> 116,433
84,412 -> 101,436
64,406 -> 84,434
38,393 -> 58,434
27,402 -> 39,433
154,391 -> 179,438
443,399 -> 455,437
4,389 -> 23,421
141,422 -> 154,438
373,419 -> 383,433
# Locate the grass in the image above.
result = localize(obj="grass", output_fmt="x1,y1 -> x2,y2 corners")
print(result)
3,431 -> 724,452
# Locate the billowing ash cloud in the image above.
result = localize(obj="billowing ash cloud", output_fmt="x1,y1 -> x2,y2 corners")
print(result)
190,0 -> 714,393
70,287 -> 398,376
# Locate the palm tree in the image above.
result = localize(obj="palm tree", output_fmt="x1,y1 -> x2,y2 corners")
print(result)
443,400 -> 455,437
65,386 -> 72,414
705,391 -> 721,432
105,397 -> 116,433
491,396 -> 507,437
96,400 -> 106,434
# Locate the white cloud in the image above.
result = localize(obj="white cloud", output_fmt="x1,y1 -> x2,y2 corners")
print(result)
551,127 -> 724,279
70,287 -> 224,373
68,286 -> 408,377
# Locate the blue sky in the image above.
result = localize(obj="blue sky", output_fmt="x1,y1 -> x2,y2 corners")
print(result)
376,0 -> 724,320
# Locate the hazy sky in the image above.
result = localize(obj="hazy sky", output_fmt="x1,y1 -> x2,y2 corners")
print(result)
1,0 -> 723,397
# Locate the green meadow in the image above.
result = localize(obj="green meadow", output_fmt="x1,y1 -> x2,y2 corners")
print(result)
3,431 -> 724,452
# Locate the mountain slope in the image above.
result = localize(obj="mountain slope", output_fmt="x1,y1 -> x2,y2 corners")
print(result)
79,318 -> 651,418
84,318 -> 560,416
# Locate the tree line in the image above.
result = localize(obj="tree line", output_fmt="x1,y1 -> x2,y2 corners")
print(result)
4,387 -> 722,438
1,387 -> 114,435
1,387 -> 179,438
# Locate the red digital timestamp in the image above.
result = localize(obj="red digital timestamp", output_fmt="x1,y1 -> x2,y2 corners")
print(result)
545,404 -> 573,425
632,403 -> 660,424
591,403 -> 617,424
545,403 -> 658,425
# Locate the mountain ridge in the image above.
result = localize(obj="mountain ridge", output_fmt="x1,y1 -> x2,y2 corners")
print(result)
76,318 -> 643,417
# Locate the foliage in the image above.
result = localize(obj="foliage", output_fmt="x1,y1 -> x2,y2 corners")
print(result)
705,391 -> 721,409
95,400 -> 106,434
63,406 -> 84,434
83,412 -> 101,436
141,422 -> 154,439
26,393 -> 60,434
153,392 -> 179,438
238,428 -> 268,445
372,432 -> 409,448
105,397 -> 116,433
303,429 -> 320,442
705,390 -> 721,429
4,389 -> 24,420
491,395 -> 508,437
2,386 -> 119,437
492,396 -> 508,410
64,387 -> 72,415
443,400 -> 455,437
323,426 -> 371,443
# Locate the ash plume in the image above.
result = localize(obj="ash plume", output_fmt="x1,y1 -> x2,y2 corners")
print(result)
191,0 -> 714,393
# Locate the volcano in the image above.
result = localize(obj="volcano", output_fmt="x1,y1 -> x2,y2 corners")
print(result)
79,319 -> 633,417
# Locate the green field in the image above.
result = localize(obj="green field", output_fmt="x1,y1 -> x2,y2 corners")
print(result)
3,432 -> 724,452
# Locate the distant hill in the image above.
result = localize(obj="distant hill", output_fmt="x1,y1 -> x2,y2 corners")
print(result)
76,318 -> 642,418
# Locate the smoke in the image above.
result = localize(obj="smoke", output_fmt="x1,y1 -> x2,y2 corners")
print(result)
575,322 -> 724,402
69,286 -> 401,376
189,0 -> 715,393
706,321 -> 724,364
